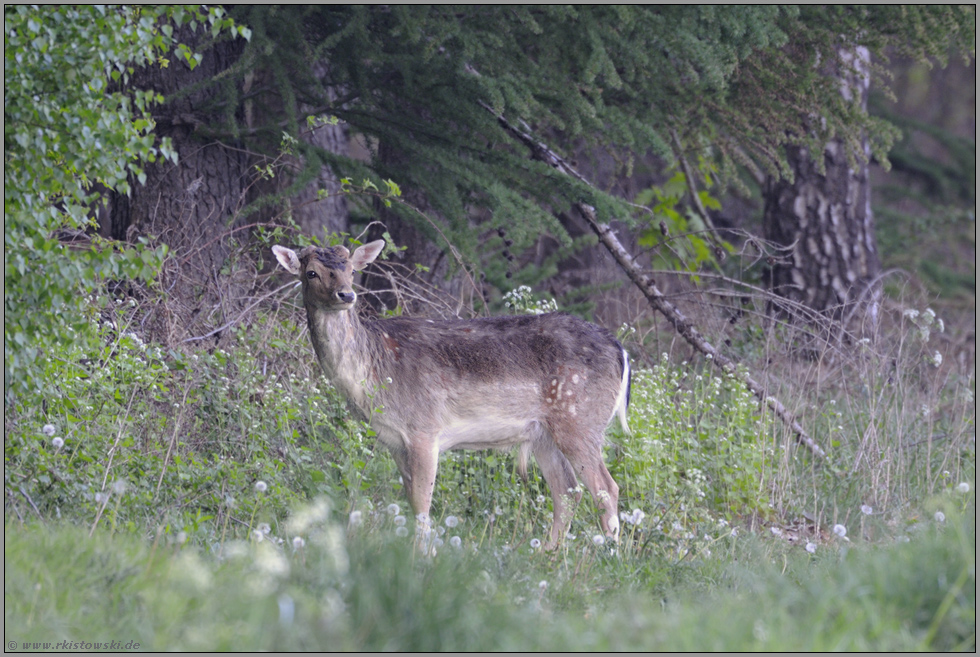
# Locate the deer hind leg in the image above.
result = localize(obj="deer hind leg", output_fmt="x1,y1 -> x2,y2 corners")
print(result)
531,434 -> 581,550
557,432 -> 620,542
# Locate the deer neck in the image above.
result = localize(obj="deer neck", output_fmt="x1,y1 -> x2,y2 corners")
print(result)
306,306 -> 374,415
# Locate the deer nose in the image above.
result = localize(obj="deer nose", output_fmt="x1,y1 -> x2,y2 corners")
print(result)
336,291 -> 356,304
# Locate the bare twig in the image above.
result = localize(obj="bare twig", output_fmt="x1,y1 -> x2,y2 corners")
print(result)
670,128 -> 719,238
155,384 -> 191,500
182,281 -> 300,343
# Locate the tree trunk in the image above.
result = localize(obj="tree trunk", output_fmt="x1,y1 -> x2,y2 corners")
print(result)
762,142 -> 881,325
97,28 -> 350,343
762,48 -> 881,334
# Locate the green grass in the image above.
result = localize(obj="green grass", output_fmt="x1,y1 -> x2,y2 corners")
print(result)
4,502 -> 974,651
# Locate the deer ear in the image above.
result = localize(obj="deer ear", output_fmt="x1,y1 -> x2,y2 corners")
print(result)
350,240 -> 385,271
272,245 -> 302,276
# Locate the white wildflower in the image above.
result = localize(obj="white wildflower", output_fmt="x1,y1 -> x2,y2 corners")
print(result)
42,424 -> 56,437
805,542 -> 817,554
860,504 -> 873,515
254,481 -> 268,493
930,351 -> 942,367
530,538 -> 542,549
349,510 -> 363,526
903,308 -> 919,320
444,515 -> 459,528
832,524 -> 847,538
956,482 -> 970,494
592,534 -> 606,546
386,503 -> 400,515
292,536 -> 306,550
52,436 -> 64,449
934,511 -> 946,523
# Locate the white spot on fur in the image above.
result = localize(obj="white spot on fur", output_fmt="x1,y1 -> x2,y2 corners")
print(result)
569,404 -> 576,416
572,373 -> 580,384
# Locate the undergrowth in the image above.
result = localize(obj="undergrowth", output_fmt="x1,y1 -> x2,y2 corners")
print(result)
3,280 -> 975,650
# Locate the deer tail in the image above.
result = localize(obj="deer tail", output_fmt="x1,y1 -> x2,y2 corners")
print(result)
615,347 -> 632,435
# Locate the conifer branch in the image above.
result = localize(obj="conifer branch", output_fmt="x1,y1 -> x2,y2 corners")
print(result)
486,104 -> 830,463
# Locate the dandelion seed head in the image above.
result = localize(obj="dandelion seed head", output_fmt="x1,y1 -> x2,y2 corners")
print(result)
386,503 -> 400,515
833,524 -> 847,538
444,515 -> 459,528
860,504 -> 872,515
956,482 -> 970,494
292,536 -> 306,550
394,515 -> 406,527
592,534 -> 606,546
254,480 -> 268,493
42,424 -> 56,437
112,480 -> 128,495
805,542 -> 817,554
934,511 -> 946,523
538,580 -> 548,591
530,538 -> 542,549
349,510 -> 363,526
395,526 -> 409,537
450,536 -> 462,548
52,436 -> 64,449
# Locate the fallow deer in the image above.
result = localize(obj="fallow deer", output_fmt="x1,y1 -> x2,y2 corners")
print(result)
273,240 -> 630,547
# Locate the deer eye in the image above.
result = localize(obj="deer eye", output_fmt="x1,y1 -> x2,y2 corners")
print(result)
306,270 -> 318,279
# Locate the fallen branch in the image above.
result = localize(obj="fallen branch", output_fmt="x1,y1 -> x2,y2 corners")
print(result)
488,106 -> 830,462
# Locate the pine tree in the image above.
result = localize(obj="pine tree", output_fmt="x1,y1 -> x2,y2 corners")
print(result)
97,6 -> 976,314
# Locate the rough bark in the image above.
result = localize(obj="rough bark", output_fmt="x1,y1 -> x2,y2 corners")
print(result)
763,141 -> 881,327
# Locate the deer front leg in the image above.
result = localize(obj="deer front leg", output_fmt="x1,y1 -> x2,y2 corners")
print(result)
389,439 -> 439,548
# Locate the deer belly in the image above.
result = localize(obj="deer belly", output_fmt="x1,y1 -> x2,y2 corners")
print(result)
437,415 -> 541,452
